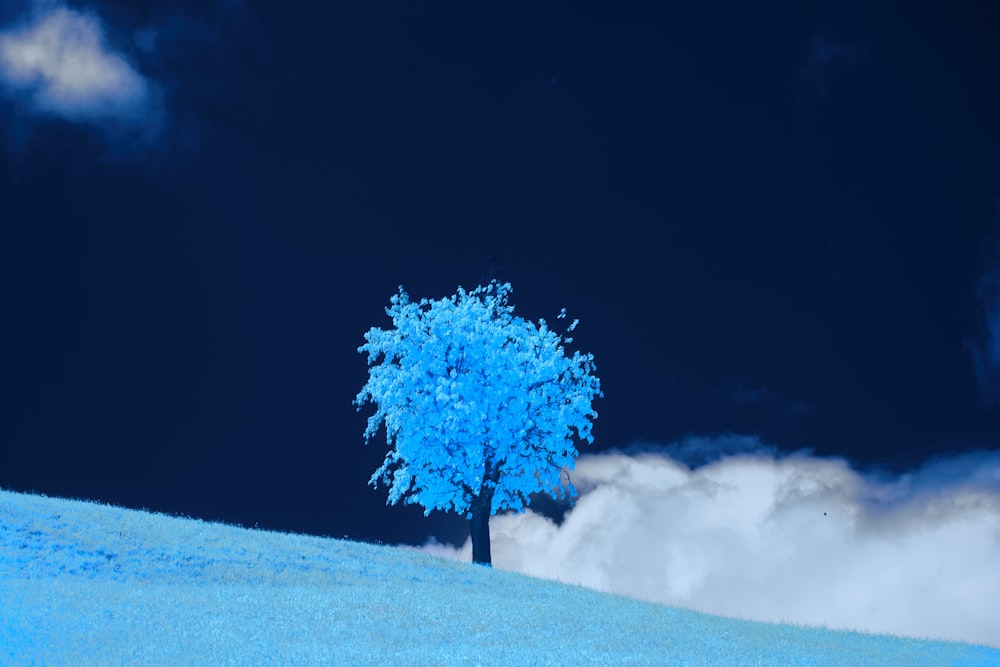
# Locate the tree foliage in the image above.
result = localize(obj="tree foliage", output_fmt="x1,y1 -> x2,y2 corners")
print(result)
354,281 -> 602,531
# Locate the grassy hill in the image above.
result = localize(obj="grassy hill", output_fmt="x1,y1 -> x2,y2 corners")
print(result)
1,488 -> 997,665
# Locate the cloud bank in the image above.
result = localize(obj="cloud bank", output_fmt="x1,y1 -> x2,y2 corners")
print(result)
0,6 -> 150,121
419,437 -> 1000,649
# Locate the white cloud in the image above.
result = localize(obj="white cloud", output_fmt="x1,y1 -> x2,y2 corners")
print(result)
0,6 -> 150,121
420,437 -> 1000,649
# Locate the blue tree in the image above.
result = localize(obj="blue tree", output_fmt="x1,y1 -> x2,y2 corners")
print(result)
355,281 -> 602,566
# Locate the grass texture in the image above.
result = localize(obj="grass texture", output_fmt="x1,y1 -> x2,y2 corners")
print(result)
1,488 -> 998,666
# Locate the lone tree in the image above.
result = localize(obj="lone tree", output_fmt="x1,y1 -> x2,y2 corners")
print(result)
355,281 -> 602,566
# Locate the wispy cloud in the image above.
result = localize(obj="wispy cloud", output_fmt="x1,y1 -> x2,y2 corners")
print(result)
796,32 -> 871,100
0,6 -> 150,121
623,433 -> 780,469
0,0 -> 258,158
420,437 -> 1000,649
967,200 -> 1000,406
714,383 -> 814,423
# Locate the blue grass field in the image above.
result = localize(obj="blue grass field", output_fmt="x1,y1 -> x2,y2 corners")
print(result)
1,488 -> 998,666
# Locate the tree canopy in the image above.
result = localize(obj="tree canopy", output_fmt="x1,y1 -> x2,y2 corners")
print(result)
355,281 -> 602,564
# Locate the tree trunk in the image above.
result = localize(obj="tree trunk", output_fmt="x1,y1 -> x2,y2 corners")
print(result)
469,486 -> 494,567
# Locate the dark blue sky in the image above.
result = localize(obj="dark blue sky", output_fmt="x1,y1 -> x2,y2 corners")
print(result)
2,1 -> 999,546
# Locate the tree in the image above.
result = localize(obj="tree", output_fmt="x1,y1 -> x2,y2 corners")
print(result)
354,280 -> 602,566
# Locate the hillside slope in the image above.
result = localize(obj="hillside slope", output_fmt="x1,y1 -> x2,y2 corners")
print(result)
1,488 -> 997,665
